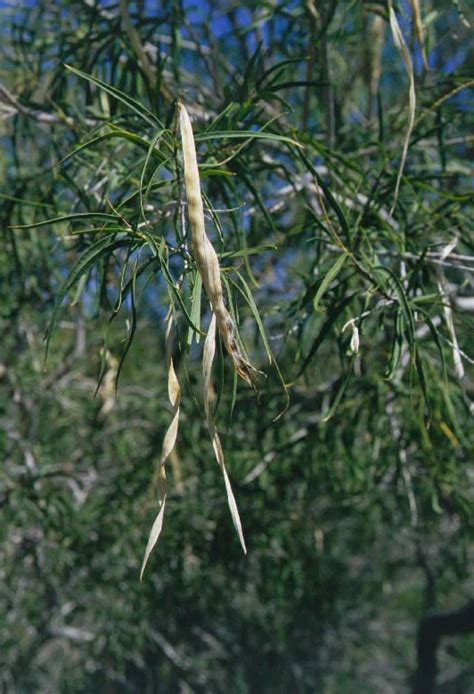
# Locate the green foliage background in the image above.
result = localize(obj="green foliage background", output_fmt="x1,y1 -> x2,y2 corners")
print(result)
1,0 -> 473,691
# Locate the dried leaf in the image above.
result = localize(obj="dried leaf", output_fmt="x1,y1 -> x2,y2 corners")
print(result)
409,0 -> 429,71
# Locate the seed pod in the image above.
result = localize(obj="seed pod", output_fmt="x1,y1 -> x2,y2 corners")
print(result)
203,314 -> 247,554
140,312 -> 180,579
179,102 -> 254,386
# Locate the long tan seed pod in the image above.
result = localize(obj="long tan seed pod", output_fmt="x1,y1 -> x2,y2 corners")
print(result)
140,311 -> 180,579
179,102 -> 254,386
203,314 -> 247,553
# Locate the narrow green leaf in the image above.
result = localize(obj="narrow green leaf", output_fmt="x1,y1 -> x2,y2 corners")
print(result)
322,358 -> 355,422
385,310 -> 404,380
231,272 -> 289,417
65,64 -> 163,128
60,126 -> 170,167
232,272 -> 272,364
298,150 -> 352,244
414,348 -> 431,419
195,130 -> 303,148
313,254 -> 347,311
269,80 -> 329,92
11,212 -> 118,229
139,128 -> 167,223
187,271 -> 202,346
140,230 -> 205,336
45,236 -> 129,361
298,294 -> 355,377
115,256 -> 138,389
256,56 -> 304,87
0,193 -> 52,209
221,244 -> 277,259
375,266 -> 415,344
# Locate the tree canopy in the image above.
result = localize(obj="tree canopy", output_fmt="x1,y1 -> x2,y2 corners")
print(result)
1,0 -> 473,691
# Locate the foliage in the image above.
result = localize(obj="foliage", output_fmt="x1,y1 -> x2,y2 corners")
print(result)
1,0 -> 473,691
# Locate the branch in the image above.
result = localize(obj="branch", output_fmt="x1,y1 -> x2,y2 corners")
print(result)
413,600 -> 474,694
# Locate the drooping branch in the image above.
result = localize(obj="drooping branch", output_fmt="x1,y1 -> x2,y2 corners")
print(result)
413,600 -> 474,694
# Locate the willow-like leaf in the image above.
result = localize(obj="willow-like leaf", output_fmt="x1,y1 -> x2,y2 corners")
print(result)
313,254 -> 347,311
322,357 -> 356,422
65,64 -> 163,128
195,130 -> 302,148
388,2 -> 416,214
45,236 -> 130,361
11,212 -> 118,229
